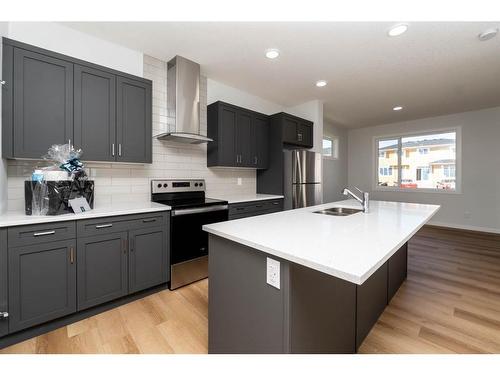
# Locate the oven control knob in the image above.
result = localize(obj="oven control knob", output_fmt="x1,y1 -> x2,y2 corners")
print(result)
194,183 -> 199,187
163,183 -> 168,188
199,182 -> 203,187
157,183 -> 162,188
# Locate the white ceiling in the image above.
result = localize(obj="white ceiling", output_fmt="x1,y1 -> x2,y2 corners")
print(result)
62,22 -> 500,128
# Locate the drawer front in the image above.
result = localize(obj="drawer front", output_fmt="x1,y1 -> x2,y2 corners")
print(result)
77,213 -> 166,238
228,199 -> 283,220
8,221 -> 76,247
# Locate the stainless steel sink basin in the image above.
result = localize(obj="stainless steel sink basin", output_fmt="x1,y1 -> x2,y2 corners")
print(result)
313,207 -> 362,216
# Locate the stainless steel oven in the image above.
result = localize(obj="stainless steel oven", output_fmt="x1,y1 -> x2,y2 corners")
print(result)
151,179 -> 228,289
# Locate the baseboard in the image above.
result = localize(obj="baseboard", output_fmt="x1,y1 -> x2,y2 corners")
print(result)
426,221 -> 500,235
0,283 -> 168,350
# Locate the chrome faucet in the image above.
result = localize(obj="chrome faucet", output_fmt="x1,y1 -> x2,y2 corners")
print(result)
342,187 -> 370,213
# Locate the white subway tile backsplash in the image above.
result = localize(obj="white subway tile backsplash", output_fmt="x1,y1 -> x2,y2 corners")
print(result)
6,54 -> 256,211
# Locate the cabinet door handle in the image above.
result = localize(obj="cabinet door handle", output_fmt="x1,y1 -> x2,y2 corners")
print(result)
69,247 -> 75,264
112,143 -> 115,156
254,156 -> 258,165
33,230 -> 55,237
142,218 -> 157,223
123,239 -> 127,254
95,224 -> 113,229
0,312 -> 8,319
118,144 -> 122,157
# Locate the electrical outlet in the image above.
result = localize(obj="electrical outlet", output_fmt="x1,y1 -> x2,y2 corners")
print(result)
237,177 -> 242,186
266,257 -> 280,289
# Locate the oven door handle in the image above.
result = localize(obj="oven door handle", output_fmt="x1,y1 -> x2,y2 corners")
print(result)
171,204 -> 228,217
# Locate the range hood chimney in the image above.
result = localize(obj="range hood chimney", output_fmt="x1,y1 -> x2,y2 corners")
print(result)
155,55 -> 213,144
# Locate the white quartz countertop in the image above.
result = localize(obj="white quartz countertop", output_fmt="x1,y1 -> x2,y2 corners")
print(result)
208,194 -> 284,204
203,199 -> 439,285
0,202 -> 171,228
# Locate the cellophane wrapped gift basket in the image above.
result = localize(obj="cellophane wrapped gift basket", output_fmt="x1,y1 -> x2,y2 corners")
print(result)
25,143 -> 94,215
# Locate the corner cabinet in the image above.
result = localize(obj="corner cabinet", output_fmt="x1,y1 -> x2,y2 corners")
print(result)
207,101 -> 269,169
2,37 -> 152,163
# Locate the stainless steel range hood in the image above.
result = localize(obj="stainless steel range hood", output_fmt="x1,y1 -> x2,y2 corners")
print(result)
155,55 -> 213,144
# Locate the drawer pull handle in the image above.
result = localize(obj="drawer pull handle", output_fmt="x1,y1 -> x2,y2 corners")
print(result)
273,202 -> 279,205
0,312 -> 8,319
33,230 -> 55,237
142,218 -> 157,223
236,207 -> 245,211
256,205 -> 263,208
95,224 -> 113,229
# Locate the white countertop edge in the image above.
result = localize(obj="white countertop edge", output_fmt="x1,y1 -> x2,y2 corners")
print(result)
204,205 -> 439,285
208,194 -> 284,204
0,204 -> 171,228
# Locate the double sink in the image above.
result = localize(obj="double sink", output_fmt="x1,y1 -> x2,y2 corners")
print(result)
313,206 -> 362,217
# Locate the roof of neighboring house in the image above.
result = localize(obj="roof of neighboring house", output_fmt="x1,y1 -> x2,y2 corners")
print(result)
430,159 -> 455,165
379,138 -> 454,151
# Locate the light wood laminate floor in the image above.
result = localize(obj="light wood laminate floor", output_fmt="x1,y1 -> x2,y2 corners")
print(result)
2,226 -> 500,354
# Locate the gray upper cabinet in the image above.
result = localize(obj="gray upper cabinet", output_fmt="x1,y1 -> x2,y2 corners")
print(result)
0,230 -> 7,338
253,114 -> 269,168
74,65 -> 116,162
8,239 -> 77,333
207,101 -> 269,169
2,38 -> 152,163
77,231 -> 128,311
116,77 -> 152,164
11,47 -> 74,159
275,113 -> 314,148
129,226 -> 168,293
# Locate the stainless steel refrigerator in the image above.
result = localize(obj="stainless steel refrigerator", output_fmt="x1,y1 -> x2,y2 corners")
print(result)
284,150 -> 323,209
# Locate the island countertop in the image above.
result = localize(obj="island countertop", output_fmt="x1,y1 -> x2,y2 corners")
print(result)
203,199 -> 439,285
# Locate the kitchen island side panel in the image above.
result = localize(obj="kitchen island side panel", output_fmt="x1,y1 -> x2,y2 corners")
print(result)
208,235 -> 289,354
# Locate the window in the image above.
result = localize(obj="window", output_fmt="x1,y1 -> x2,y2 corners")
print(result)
322,136 -> 339,159
443,165 -> 455,178
376,130 -> 458,191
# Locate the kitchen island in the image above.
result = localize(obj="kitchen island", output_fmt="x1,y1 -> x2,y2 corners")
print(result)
203,199 -> 439,353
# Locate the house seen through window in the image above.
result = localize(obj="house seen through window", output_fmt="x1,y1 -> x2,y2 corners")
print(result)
376,131 -> 457,191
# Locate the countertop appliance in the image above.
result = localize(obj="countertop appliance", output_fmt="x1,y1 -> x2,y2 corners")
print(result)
284,150 -> 323,209
151,179 -> 228,289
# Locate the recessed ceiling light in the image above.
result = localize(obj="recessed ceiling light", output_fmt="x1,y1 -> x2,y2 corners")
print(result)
393,106 -> 403,111
316,80 -> 327,87
478,28 -> 498,41
387,23 -> 408,37
265,49 -> 280,59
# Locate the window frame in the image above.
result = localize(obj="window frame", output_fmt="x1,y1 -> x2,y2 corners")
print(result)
373,127 -> 462,194
322,135 -> 339,160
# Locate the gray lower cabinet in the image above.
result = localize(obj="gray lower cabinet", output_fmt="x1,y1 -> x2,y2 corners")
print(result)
10,46 -> 74,159
388,243 -> 408,302
228,199 -> 284,220
0,230 -> 8,337
8,239 -> 77,333
77,231 -> 128,311
129,227 -> 167,293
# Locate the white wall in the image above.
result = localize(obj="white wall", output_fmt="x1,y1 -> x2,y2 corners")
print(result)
285,100 -> 324,153
207,79 -> 283,114
0,22 -> 8,213
323,121 -> 348,203
348,106 -> 500,233
7,22 -> 143,77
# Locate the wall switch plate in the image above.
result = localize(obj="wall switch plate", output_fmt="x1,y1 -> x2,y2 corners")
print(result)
266,257 -> 280,289
237,177 -> 242,186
